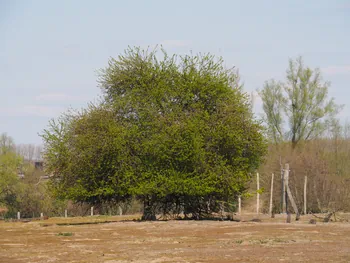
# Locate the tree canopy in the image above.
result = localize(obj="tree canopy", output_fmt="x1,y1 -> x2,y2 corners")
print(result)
42,47 -> 267,219
259,56 -> 342,148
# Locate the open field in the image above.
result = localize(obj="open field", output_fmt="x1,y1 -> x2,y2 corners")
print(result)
1,214 -> 350,263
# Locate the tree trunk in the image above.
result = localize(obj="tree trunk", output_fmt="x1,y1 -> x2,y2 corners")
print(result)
142,198 -> 156,221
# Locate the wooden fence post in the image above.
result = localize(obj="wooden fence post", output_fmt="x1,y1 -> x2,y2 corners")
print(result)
286,184 -> 299,216
280,157 -> 285,213
17,211 -> 20,220
257,172 -> 260,215
91,207 -> 94,216
304,176 -> 307,215
283,164 -> 289,213
118,206 -> 123,216
65,209 -> 68,218
269,173 -> 274,216
238,195 -> 241,215
284,164 -> 299,218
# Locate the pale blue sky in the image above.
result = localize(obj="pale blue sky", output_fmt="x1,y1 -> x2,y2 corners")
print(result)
1,0 -> 349,144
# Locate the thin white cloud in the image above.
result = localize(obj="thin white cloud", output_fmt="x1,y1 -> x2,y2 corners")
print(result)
0,105 -> 65,118
35,93 -> 88,102
322,66 -> 350,75
160,40 -> 192,48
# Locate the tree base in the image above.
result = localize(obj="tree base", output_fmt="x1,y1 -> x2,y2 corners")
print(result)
141,212 -> 156,221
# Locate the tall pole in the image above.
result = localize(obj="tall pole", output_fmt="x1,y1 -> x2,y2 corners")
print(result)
304,176 -> 307,215
280,157 -> 285,213
269,173 -> 274,216
238,195 -> 241,215
257,172 -> 260,215
283,163 -> 289,214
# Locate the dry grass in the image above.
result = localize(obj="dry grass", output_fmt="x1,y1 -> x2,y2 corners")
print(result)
1,213 -> 350,262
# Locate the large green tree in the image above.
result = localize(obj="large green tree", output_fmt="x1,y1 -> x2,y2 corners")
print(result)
259,57 -> 342,148
42,47 -> 267,219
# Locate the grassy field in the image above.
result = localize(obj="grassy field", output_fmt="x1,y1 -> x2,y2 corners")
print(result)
1,213 -> 350,263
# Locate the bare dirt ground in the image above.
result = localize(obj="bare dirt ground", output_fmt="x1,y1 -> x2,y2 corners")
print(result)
1,214 -> 350,263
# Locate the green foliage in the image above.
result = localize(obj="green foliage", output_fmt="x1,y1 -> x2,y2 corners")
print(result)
259,56 -> 342,148
256,187 -> 265,194
17,164 -> 67,218
42,107 -> 133,204
0,133 -> 67,218
241,192 -> 254,198
57,232 -> 73,236
42,47 -> 267,219
0,134 -> 22,213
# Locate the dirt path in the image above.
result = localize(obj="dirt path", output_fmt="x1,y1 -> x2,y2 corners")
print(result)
1,215 -> 350,262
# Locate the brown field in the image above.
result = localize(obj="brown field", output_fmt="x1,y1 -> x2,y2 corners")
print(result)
1,213 -> 350,263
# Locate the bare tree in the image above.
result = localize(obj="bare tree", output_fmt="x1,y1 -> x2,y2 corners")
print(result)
15,144 -> 42,161
0,133 -> 15,154
34,145 -> 43,161
259,57 -> 342,148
